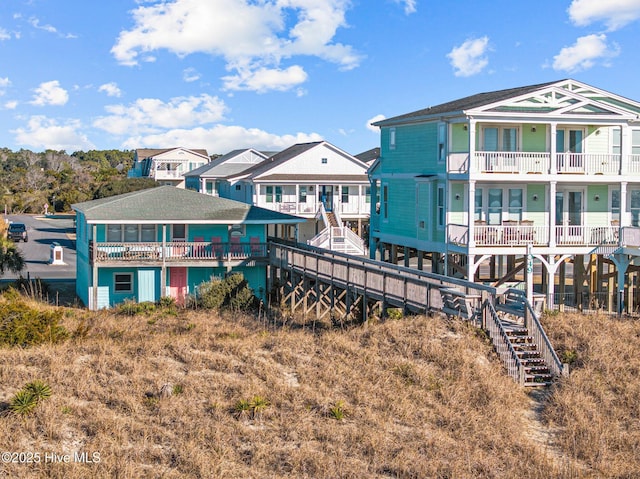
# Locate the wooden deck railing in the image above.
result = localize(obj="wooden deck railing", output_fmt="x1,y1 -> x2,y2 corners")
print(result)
90,241 -> 267,263
483,299 -> 525,385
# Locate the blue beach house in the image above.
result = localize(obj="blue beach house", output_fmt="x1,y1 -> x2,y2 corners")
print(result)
72,186 -> 304,309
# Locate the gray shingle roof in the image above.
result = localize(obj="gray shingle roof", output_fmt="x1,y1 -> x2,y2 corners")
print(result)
183,149 -> 269,178
374,80 -> 563,126
226,142 -> 323,179
136,147 -> 209,160
72,186 -> 304,224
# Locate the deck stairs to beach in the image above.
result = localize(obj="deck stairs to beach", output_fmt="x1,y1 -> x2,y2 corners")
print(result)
501,319 -> 554,387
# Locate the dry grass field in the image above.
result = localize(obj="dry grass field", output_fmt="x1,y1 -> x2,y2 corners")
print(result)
0,293 -> 638,478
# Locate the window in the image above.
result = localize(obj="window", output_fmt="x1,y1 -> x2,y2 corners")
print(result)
365,186 -> 371,204
106,224 -> 122,242
141,224 -> 156,242
124,224 -> 138,242
475,188 -> 483,221
508,189 -> 523,222
612,127 -> 621,156
275,186 -> 282,203
205,181 -> 213,194
172,224 -> 186,241
632,190 -> 640,227
488,188 -> 503,225
484,127 -> 518,151
321,158 -> 328,164
299,186 -> 307,202
230,224 -> 246,237
611,189 -> 620,223
438,122 -> 446,163
342,186 -> 349,203
632,130 -> 640,156
235,184 -> 241,191
382,185 -> 389,220
266,186 -> 273,203
389,128 -> 396,150
114,273 -> 133,293
437,186 -> 445,228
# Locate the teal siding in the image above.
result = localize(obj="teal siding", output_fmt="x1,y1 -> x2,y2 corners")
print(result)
380,123 -> 442,174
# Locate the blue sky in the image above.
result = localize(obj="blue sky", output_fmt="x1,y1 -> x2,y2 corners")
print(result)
2,0 -> 640,156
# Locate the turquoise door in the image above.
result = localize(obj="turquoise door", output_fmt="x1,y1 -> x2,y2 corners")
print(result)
138,270 -> 156,303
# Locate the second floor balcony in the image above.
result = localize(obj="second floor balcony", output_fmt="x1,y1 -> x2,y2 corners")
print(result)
89,240 -> 267,265
448,152 -> 640,177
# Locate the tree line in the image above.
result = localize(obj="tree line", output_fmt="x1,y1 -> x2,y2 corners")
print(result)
0,148 -> 158,214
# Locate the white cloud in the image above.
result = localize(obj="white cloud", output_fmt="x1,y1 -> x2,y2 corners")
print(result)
98,82 -> 122,97
447,36 -> 490,77
222,65 -> 308,92
30,80 -> 69,106
0,77 -> 10,93
0,28 -> 10,40
93,94 -> 228,135
4,100 -> 18,110
568,0 -> 640,30
120,124 -> 323,154
394,0 -> 417,14
12,116 -> 95,151
182,67 -> 200,82
552,34 -> 620,72
111,0 -> 362,92
367,114 -> 386,133
28,17 -> 77,39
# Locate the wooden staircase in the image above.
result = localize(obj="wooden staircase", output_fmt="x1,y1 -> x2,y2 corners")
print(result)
501,319 -> 554,387
325,211 -> 339,227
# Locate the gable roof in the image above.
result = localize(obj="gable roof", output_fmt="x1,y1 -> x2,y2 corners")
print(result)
225,141 -> 369,181
135,147 -> 209,160
373,79 -> 640,126
355,147 -> 380,164
72,186 -> 304,224
183,149 -> 269,178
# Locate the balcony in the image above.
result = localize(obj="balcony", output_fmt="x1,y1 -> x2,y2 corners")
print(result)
448,223 -> 624,248
448,152 -> 640,176
89,240 -> 268,265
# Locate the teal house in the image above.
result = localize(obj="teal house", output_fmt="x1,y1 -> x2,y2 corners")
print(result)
370,79 -> 640,312
72,186 -> 304,309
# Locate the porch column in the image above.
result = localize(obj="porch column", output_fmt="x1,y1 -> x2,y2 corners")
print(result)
621,181 -> 628,227
549,181 -> 557,248
254,184 -> 260,206
621,125 -> 630,175
550,122 -> 557,174
469,119 -> 477,173
295,185 -> 299,214
92,224 -> 98,310
161,224 -> 167,297
546,254 -> 556,309
468,180 -> 476,247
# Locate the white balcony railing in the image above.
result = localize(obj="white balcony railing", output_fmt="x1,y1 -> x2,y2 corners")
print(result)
448,151 -> 640,176
448,224 -> 624,248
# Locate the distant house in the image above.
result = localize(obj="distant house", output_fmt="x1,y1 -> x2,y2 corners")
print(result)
127,147 -> 211,188
183,148 -> 271,202
222,141 -> 371,254
72,186 -> 304,310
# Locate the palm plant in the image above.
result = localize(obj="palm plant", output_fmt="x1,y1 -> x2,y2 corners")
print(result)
0,237 -> 25,276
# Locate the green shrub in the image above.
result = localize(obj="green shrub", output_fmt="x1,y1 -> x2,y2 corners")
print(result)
9,380 -> 52,417
116,299 -> 156,316
195,274 -> 258,311
0,289 -> 68,347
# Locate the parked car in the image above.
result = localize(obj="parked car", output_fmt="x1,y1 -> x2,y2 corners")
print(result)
7,222 -> 28,242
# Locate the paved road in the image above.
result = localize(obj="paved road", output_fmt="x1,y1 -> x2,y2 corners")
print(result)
3,214 -> 77,281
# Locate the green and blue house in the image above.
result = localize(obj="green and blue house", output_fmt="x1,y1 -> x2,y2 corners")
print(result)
72,186 -> 304,309
370,79 -> 640,311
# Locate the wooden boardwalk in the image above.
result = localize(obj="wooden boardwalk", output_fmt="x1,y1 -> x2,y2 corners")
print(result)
267,240 -> 567,386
